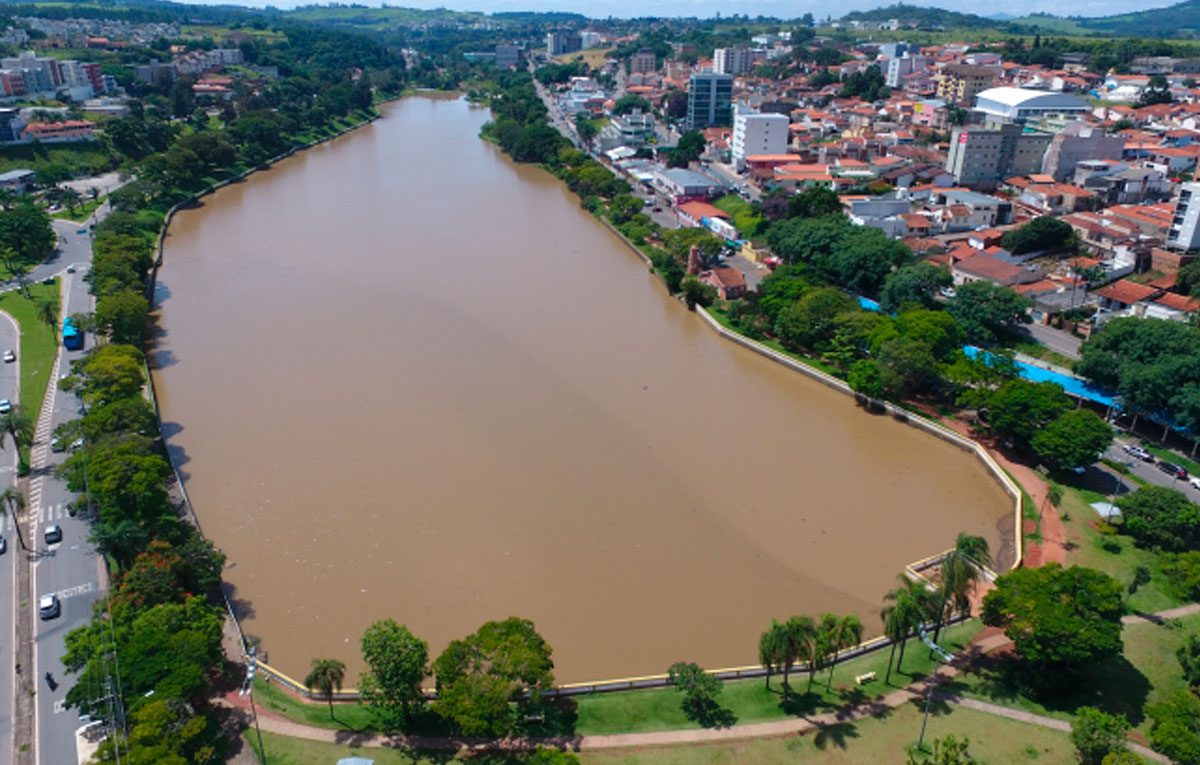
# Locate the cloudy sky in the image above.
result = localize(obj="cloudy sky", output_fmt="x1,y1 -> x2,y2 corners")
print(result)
191,0 -> 1179,20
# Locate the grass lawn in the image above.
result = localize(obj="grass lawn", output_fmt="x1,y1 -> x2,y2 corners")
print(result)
0,281 -> 59,469
950,609 -> 1199,735
242,700 -> 1076,765
705,303 -> 844,379
1056,484 -> 1184,615
250,623 -> 981,739
712,193 -> 764,238
51,195 -> 105,222
0,141 -> 113,176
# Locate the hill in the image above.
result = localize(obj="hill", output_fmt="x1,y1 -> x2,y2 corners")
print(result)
1076,0 -> 1200,37
840,3 -> 1005,30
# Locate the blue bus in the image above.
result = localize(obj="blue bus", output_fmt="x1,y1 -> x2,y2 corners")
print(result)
62,317 -> 82,351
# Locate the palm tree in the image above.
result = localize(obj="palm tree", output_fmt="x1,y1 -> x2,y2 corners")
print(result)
933,533 -> 992,647
304,658 -> 345,719
0,406 -> 33,454
36,298 -> 57,334
60,187 -> 82,215
825,614 -> 864,691
1,486 -> 27,551
789,614 -> 822,693
758,620 -> 790,692
881,575 -> 935,684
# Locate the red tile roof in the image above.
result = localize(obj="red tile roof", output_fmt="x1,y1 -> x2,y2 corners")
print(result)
1095,279 -> 1161,305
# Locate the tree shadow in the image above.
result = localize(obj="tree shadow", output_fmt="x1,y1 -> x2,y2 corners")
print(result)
222,580 -> 257,621
813,721 -> 859,750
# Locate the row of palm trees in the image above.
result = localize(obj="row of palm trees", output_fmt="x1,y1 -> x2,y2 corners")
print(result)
758,533 -> 992,696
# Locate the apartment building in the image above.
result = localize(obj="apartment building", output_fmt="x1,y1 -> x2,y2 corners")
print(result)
945,121 -> 1052,189
714,46 -> 753,76
935,64 -> 995,105
1168,181 -> 1200,251
731,112 -> 789,171
687,73 -> 733,131
629,48 -> 656,74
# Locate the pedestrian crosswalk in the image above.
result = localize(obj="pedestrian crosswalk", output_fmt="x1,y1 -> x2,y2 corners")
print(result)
0,502 -> 70,532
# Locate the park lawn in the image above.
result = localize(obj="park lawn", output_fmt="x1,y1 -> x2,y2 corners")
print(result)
584,701 -> 1076,765
249,623 -> 981,738
574,622 -> 981,735
51,195 -> 105,222
950,612 -> 1200,735
0,141 -> 113,177
0,282 -> 59,469
1057,484 -> 1184,615
242,701 -> 1076,765
712,193 -> 763,237
705,303 -> 845,379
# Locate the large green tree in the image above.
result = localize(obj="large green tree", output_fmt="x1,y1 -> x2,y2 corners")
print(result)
882,575 -> 936,683
305,658 -> 346,719
878,263 -> 952,313
1071,706 -> 1131,765
773,287 -> 855,352
432,617 -> 554,737
982,563 -> 1124,675
1001,216 -> 1075,254
1147,688 -> 1200,763
1030,409 -> 1113,471
945,281 -> 1032,345
1117,486 -> 1200,552
360,619 -> 429,728
984,379 -> 1072,446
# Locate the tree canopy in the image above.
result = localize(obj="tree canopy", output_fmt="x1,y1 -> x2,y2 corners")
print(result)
1030,409 -> 1113,471
945,280 -> 1033,345
1117,486 -> 1200,552
1001,215 -> 1075,254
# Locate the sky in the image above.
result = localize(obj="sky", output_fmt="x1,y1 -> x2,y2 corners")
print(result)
181,0 -> 1182,20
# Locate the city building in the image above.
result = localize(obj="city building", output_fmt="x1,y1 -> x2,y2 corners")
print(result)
1168,181 -> 1200,251
731,112 -> 789,171
945,121 -> 1053,189
687,72 -> 733,131
495,44 -> 520,69
629,48 -> 656,74
973,87 -> 1090,123
0,108 -> 23,142
597,109 -> 655,150
546,30 -> 582,57
886,54 -> 927,88
714,46 -> 752,76
935,64 -> 995,105
1041,122 -> 1126,181
0,168 -> 33,191
579,31 -> 603,49
19,119 -> 95,143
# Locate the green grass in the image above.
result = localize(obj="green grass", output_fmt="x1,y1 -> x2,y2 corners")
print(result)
0,281 -> 60,468
243,700 -> 1077,764
705,303 -> 844,378
1057,484 -> 1184,615
712,193 -> 764,238
950,612 -> 1200,735
250,623 -> 981,738
0,142 -> 114,177
51,195 -> 105,222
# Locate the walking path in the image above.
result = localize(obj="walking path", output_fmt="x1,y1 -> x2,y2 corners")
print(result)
218,626 -> 1151,757
1122,602 -> 1200,624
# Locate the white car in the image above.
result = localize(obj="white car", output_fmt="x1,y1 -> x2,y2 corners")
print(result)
1191,477 -> 1200,492
38,593 -> 59,620
0,399 -> 12,414
44,524 -> 62,544
3,350 -> 14,363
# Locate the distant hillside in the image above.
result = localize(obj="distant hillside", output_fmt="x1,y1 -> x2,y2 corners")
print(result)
840,3 -> 1004,30
1075,0 -> 1200,37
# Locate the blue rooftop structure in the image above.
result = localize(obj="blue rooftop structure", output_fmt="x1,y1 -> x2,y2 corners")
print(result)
963,346 -> 1116,407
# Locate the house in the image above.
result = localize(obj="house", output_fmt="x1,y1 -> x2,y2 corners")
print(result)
0,168 -> 33,191
952,251 -> 1042,287
1094,279 -> 1164,314
1145,292 -> 1200,321
700,267 -> 747,299
19,120 -> 95,143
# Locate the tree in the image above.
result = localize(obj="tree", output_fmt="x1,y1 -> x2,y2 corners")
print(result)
759,620 -> 791,692
823,614 -> 863,690
573,112 -> 597,148
304,658 -> 346,719
1031,409 -> 1114,471
1147,688 -> 1200,763
1071,706 -> 1131,765
883,574 -> 936,682
432,617 -> 554,737
73,344 -> 147,406
1001,216 -> 1075,254
36,297 -> 57,334
681,275 -> 717,309
0,405 -> 33,455
785,615 -> 820,692
667,662 -> 726,726
1116,486 -> 1199,552
668,130 -> 705,167
982,563 -> 1124,675
1179,633 -> 1200,689
0,486 -> 27,551
59,187 -> 82,215
879,263 -> 952,314
933,533 -> 991,645
786,186 -> 841,220
359,619 -> 428,729
1139,74 -> 1173,106
848,359 -> 887,400
984,379 -> 1072,446
946,281 -> 1033,345
611,95 -> 652,115
0,202 -> 56,263
876,335 -> 938,396
773,287 -> 855,351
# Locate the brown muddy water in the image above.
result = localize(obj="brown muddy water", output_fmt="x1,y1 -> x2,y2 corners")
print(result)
150,96 -> 1013,684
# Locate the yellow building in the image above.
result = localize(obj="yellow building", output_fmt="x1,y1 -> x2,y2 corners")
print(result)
935,64 -> 995,106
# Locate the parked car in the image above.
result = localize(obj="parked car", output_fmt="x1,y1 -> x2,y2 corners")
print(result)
38,593 -> 59,620
1123,444 -> 1154,462
66,264 -> 75,274
44,524 -> 62,544
0,399 -> 12,414
1158,461 -> 1188,480
1190,476 -> 1200,492
2,350 -> 13,363
0,535 -> 6,554
50,438 -> 64,453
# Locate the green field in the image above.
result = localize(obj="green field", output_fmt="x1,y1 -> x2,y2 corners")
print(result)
0,142 -> 114,178
51,195 -> 105,222
243,701 -> 1077,765
0,281 -> 61,468
712,193 -> 764,238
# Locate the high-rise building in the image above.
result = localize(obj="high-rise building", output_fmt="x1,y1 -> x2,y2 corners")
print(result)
714,46 -> 752,75
885,54 -> 927,88
629,48 -> 656,74
1168,182 -> 1200,251
687,72 -> 733,131
935,64 -> 995,105
494,44 -> 520,69
579,31 -> 603,49
732,112 -> 789,171
546,30 -> 582,57
945,121 -> 1053,189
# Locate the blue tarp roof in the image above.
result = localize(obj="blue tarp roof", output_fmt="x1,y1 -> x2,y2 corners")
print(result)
963,346 -> 1116,407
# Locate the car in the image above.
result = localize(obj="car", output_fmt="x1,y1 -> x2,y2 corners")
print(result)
38,593 -> 59,620
1191,476 -> 1200,492
66,264 -> 75,274
2,350 -> 13,363
1123,444 -> 1154,462
50,438 -> 65,453
643,198 -> 653,207
1158,461 -> 1189,480
652,206 -> 662,212
44,524 -> 62,545
69,437 -> 83,452
940,287 -> 957,298
75,228 -> 86,235
0,535 -> 6,554
0,399 -> 11,414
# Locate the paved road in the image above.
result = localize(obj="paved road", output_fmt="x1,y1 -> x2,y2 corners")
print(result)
1105,440 -> 1200,500
31,261 -> 101,765
0,310 -> 19,765
1016,324 -> 1082,360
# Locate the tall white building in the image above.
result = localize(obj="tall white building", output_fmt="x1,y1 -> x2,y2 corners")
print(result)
1169,182 -> 1200,251
732,112 -> 789,171
579,30 -> 603,49
714,46 -> 753,75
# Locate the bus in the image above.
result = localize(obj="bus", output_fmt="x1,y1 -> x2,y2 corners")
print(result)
62,317 -> 82,351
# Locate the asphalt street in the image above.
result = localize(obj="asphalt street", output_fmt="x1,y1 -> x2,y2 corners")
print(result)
0,308 -> 19,765
1105,438 -> 1200,501
1016,324 -> 1083,360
